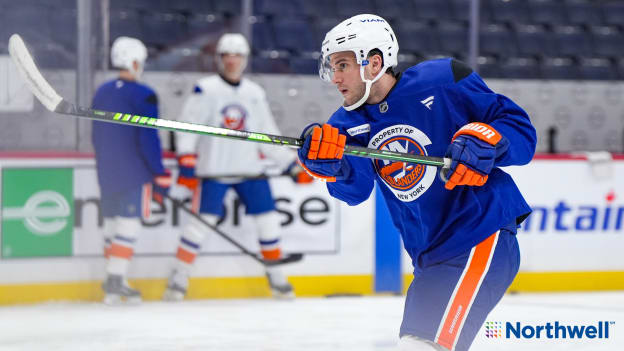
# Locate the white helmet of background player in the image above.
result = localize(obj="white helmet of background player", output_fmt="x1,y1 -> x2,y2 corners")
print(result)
111,36 -> 148,80
216,33 -> 250,76
319,14 -> 399,111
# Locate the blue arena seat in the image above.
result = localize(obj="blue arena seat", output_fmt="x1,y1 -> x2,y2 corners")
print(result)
394,21 -> 440,56
540,56 -> 579,79
527,0 -> 568,26
169,0 -> 214,14
110,10 -> 143,41
436,21 -> 468,57
480,24 -> 517,58
290,57 -> 318,74
251,56 -> 291,74
335,0 -> 376,19
602,1 -> 624,28
514,23 -> 556,57
564,0 -> 603,26
141,13 -> 187,47
273,19 -> 316,53
578,57 -> 617,80
449,0 -> 491,23
489,0 -> 531,24
251,20 -> 275,52
552,25 -> 592,57
187,14 -> 224,37
254,0 -> 300,18
299,0 -> 336,19
500,56 -> 540,79
477,55 -> 503,78
409,0 -> 452,22
591,25 -> 624,58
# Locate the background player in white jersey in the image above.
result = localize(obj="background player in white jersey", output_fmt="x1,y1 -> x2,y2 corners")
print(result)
92,37 -> 171,304
163,33 -> 311,301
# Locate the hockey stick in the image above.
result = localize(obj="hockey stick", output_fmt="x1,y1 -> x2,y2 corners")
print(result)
8,34 -> 450,168
166,194 -> 303,266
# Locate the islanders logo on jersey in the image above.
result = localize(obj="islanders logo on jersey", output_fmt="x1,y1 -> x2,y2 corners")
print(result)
220,104 -> 247,130
368,125 -> 436,202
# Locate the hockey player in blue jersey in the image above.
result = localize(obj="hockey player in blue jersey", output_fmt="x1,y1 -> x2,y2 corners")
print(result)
92,37 -> 171,305
297,15 -> 536,351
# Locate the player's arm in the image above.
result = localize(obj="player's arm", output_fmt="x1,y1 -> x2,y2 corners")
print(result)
172,84 -> 208,192
443,60 -> 536,190
448,60 -> 537,167
297,123 -> 375,205
135,91 -> 171,203
254,90 -> 312,183
136,91 -> 166,175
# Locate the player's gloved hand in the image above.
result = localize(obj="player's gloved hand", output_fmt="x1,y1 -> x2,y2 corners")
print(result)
285,161 -> 314,184
297,123 -> 350,182
177,154 -> 198,191
153,169 -> 172,205
441,122 -> 509,190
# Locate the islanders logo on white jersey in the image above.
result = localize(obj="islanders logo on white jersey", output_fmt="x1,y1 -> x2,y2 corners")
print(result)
368,125 -> 436,202
220,104 -> 247,130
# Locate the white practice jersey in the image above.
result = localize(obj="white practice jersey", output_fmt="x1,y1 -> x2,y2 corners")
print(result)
176,75 -> 295,178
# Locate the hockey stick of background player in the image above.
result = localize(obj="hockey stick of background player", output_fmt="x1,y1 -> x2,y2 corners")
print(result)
8,34 -> 450,169
165,194 -> 303,266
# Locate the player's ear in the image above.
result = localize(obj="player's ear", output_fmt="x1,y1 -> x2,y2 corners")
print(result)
372,54 -> 383,75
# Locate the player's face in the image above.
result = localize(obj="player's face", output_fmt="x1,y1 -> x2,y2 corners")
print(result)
220,53 -> 245,81
329,52 -> 365,107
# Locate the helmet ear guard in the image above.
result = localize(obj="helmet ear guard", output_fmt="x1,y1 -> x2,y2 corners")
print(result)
319,14 -> 399,110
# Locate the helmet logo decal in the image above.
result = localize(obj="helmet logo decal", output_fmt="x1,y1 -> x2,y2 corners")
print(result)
368,125 -> 436,202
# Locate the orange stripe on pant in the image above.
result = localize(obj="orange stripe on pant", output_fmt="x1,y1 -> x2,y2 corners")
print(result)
435,232 -> 499,351
176,247 -> 197,264
261,248 -> 281,261
109,243 -> 134,259
143,183 -> 152,219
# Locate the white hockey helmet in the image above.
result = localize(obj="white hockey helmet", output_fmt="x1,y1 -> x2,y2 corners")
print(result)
319,14 -> 399,110
216,33 -> 250,75
110,36 -> 147,78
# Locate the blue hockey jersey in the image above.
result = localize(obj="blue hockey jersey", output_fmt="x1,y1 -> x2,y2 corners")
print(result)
92,79 -> 165,196
326,58 -> 536,271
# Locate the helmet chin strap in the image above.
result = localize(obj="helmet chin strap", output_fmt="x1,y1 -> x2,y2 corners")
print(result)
342,64 -> 386,111
343,79 -> 371,111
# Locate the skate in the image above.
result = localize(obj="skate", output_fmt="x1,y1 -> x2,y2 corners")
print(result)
162,269 -> 189,302
266,267 -> 294,299
102,274 -> 142,305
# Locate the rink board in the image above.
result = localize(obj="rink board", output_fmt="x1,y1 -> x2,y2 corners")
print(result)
0,154 -> 623,304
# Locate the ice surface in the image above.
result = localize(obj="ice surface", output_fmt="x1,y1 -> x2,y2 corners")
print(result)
0,292 -> 622,350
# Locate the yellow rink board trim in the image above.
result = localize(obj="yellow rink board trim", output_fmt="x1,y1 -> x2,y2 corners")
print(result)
2,272 -> 624,305
0,275 -> 374,305
402,271 -> 624,294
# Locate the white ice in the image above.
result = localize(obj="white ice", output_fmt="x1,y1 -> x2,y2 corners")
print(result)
0,292 -> 622,351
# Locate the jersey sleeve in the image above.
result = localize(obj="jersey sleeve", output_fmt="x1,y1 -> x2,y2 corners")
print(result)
446,60 -> 537,166
255,89 -> 297,169
175,84 -> 206,155
325,117 -> 376,206
136,90 -> 166,176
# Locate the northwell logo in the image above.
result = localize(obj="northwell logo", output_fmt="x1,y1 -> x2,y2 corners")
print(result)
486,321 -> 614,339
